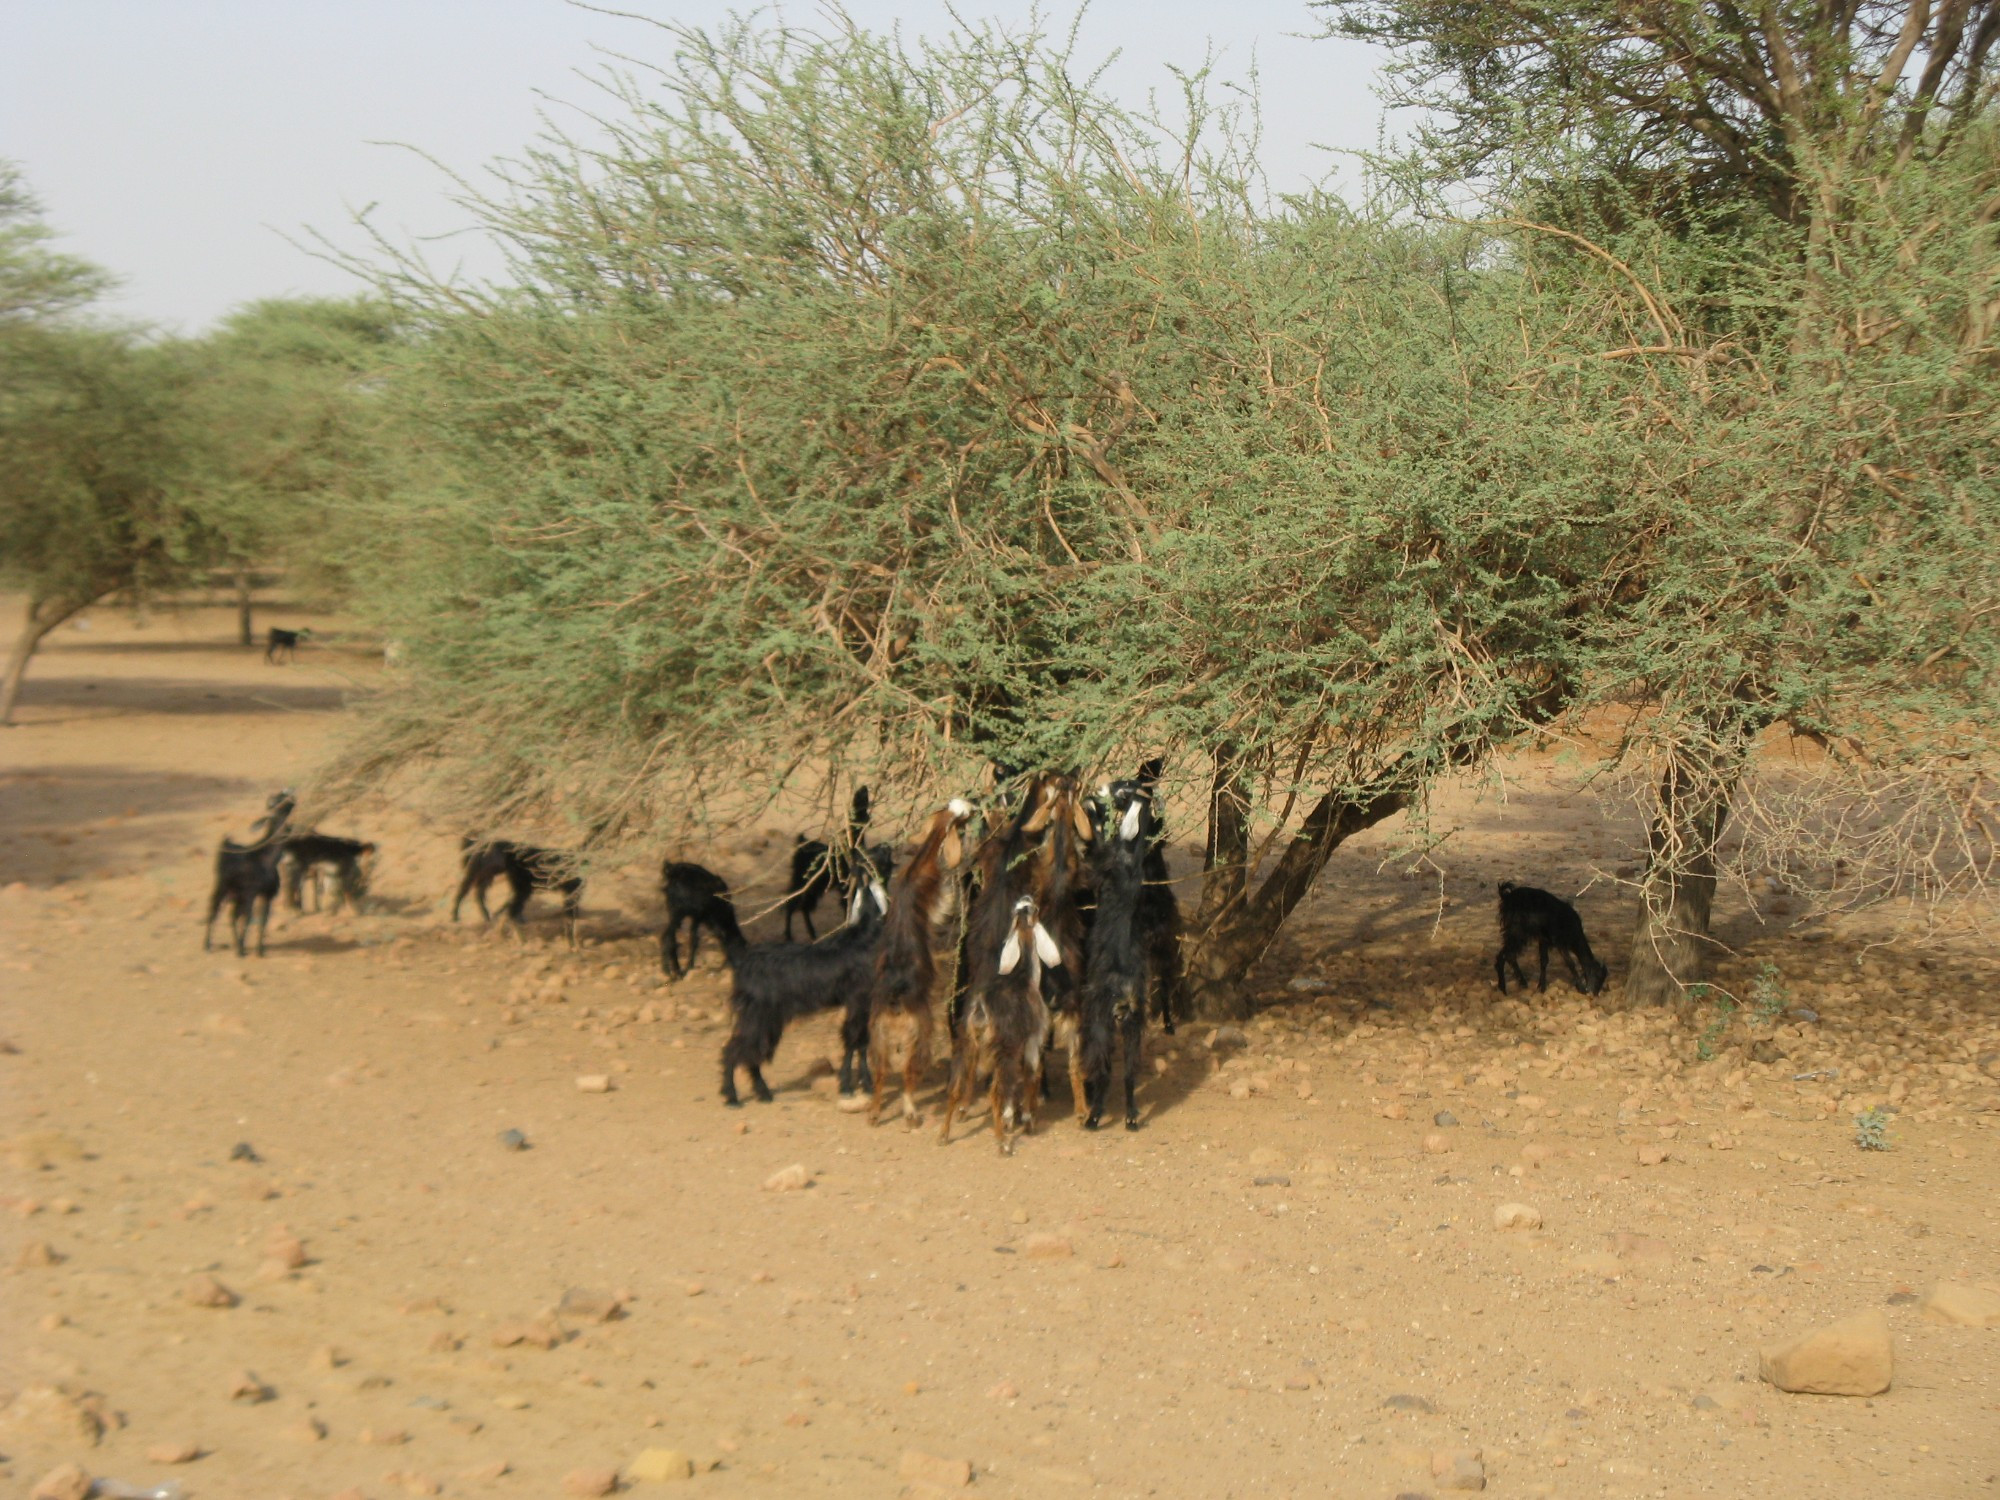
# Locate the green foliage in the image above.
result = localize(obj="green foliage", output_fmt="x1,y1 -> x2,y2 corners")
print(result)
1853,1105 -> 1893,1152
0,161 -> 113,321
1693,986 -> 1734,1062
1747,963 -> 1788,1030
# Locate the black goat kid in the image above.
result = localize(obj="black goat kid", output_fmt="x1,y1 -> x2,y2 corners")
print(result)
453,839 -> 583,945
1130,758 -> 1182,1034
783,786 -> 872,940
203,790 -> 297,957
1082,787 -> 1151,1130
264,626 -> 310,663
659,860 -> 738,980
721,875 -> 888,1106
939,895 -> 1061,1153
282,834 -> 375,914
1494,882 -> 1608,996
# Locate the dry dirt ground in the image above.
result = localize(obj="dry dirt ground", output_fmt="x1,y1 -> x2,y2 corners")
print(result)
3,602 -> 1998,1500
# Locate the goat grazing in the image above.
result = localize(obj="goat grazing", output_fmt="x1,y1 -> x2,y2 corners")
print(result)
264,626 -> 311,664
203,791 -> 296,957
659,860 -> 737,980
783,786 -> 872,940
281,834 -> 376,914
1131,758 -> 1183,1034
1081,784 -> 1152,1130
1494,881 -> 1608,995
720,877 -> 888,1106
864,800 -> 972,1125
939,896 -> 1061,1152
453,838 -> 583,945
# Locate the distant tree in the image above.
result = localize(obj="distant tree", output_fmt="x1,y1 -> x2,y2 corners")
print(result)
0,161 -> 113,321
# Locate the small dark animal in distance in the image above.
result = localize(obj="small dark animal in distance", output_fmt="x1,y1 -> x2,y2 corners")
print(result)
265,626 -> 311,664
453,838 -> 582,945
660,859 -> 737,980
282,833 -> 376,914
203,791 -> 298,957
1494,881 -> 1608,996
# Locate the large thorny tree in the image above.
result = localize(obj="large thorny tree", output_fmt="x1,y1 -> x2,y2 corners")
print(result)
332,14 -> 1999,1015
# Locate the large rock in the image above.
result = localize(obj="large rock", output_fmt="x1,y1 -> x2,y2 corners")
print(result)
1759,1307 -> 1892,1395
1920,1282 -> 2000,1328
625,1448 -> 693,1483
0,1386 -> 104,1447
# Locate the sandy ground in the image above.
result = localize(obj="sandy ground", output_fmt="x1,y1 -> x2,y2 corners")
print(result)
3,602 -> 1998,1500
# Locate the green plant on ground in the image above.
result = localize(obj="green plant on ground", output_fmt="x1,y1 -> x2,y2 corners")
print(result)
1747,962 -> 1789,1030
1693,984 -> 1735,1063
1854,1107 -> 1893,1152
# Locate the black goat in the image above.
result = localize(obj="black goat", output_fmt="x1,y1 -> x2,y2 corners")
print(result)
1131,758 -> 1182,1034
660,860 -> 736,980
281,834 -> 375,914
939,895 -> 1061,1152
453,838 -> 582,945
1081,785 -> 1152,1130
203,792 -> 297,957
264,626 -> 311,664
720,877 -> 889,1106
1494,881 -> 1608,995
783,786 -> 872,941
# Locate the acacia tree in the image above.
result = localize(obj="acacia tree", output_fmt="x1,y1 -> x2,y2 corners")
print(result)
0,164 -> 205,724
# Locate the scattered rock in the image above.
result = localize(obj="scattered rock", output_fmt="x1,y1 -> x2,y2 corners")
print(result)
15,1238 -> 61,1267
361,1426 -> 411,1445
1422,1133 -> 1452,1155
1381,1102 -> 1409,1121
1431,1449 -> 1486,1491
491,1318 -> 563,1350
1023,1233 -> 1073,1260
229,1141 -> 262,1163
563,1467 -> 620,1496
899,1451 -> 973,1487
182,1273 -> 238,1308
1,1387 -> 104,1449
385,1473 -> 443,1497
558,1288 -> 624,1324
1493,1203 -> 1542,1231
288,1417 -> 328,1443
1920,1282 -> 2000,1328
987,1380 -> 1020,1400
625,1448 -> 694,1483
146,1441 -> 200,1464
1252,1174 -> 1291,1187
498,1129 -> 529,1151
762,1163 -> 811,1193
227,1370 -> 273,1403
1635,1144 -> 1670,1167
1381,1393 -> 1436,1413
1433,1111 -> 1459,1128
1759,1307 -> 1893,1396
264,1225 -> 309,1268
461,1460 -> 511,1482
575,1074 -> 614,1093
30,1463 -> 91,1500
1207,1026 -> 1248,1050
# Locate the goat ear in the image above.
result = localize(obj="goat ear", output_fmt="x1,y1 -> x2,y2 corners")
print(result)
1032,923 -> 1062,968
1119,798 -> 1144,842
998,930 -> 1023,975
1072,799 -> 1095,842
1021,791 -> 1054,834
940,826 -> 962,870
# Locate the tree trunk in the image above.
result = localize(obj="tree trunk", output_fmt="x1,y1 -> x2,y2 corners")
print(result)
1184,780 -> 1409,1020
235,570 -> 254,647
1624,735 -> 1745,1009
0,595 -> 87,727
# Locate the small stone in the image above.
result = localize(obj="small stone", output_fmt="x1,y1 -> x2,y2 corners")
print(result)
289,1417 -> 328,1443
265,1224 -> 309,1268
1431,1449 -> 1486,1491
988,1380 -> 1019,1400
227,1370 -> 273,1403
229,1141 -> 262,1163
1636,1144 -> 1670,1167
762,1163 -> 811,1192
491,1318 -> 563,1350
1920,1282 -> 2000,1328
1433,1111 -> 1458,1127
498,1129 -> 529,1151
1252,1174 -> 1291,1187
1381,1101 -> 1408,1120
30,1463 -> 91,1500
1023,1233 -> 1073,1260
1422,1133 -> 1452,1155
1493,1202 -> 1542,1231
386,1474 -> 443,1497
558,1288 -> 624,1323
494,1394 -> 531,1410
147,1441 -> 201,1465
898,1450 -> 973,1487
576,1074 -> 613,1093
461,1460 -> 511,1481
627,1447 -> 694,1483
1759,1307 -> 1893,1395
427,1330 -> 461,1352
563,1469 -> 620,1497
183,1273 -> 238,1308
16,1238 -> 61,1267
360,1426 -> 411,1445
1207,1026 -> 1248,1050
1381,1393 -> 1436,1413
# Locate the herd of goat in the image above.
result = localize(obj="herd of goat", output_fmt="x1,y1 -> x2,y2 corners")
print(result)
202,768 -> 1609,1152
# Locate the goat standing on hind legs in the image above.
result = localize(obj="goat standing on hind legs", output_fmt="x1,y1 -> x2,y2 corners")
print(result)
865,799 -> 972,1127
940,896 -> 1061,1153
1083,784 -> 1152,1130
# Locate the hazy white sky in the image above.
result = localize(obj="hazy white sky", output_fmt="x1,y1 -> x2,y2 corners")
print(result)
1,2 -> 1392,334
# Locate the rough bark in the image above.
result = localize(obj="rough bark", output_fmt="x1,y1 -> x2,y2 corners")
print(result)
1184,781 -> 1409,1020
0,595 -> 89,726
1624,736 -> 1744,1009
235,570 -> 254,648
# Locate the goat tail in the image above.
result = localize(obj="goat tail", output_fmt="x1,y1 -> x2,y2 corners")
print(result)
1497,880 -> 1517,897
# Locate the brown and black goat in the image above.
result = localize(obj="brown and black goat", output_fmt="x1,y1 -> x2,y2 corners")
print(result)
1082,782 -> 1153,1130
862,799 -> 973,1126
939,895 -> 1062,1152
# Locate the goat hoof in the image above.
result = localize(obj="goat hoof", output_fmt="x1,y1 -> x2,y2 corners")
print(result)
1083,1116 -> 1100,1131
1124,1117 -> 1140,1131
723,1098 -> 742,1109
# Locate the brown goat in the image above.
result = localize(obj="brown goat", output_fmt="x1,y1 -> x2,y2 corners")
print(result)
866,798 -> 973,1127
